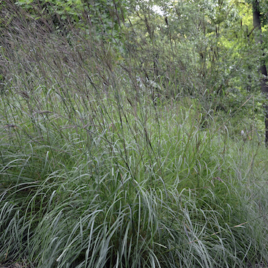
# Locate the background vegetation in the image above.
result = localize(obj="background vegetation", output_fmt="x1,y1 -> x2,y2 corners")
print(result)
0,0 -> 268,267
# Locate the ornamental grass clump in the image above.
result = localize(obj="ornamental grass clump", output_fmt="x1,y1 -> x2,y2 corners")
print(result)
0,11 -> 268,268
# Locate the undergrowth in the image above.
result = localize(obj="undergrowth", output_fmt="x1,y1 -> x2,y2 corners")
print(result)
0,13 -> 268,268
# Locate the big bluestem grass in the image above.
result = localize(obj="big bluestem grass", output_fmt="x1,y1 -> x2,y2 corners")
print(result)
0,16 -> 268,268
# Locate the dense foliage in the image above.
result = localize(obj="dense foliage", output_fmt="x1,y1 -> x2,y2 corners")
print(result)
0,0 -> 268,267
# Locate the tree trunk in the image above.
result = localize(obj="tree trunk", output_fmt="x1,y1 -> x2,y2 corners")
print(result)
252,0 -> 268,145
